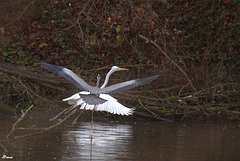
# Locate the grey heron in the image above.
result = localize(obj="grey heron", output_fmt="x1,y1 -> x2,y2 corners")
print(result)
62,68 -> 134,115
40,62 -> 159,105
63,72 -> 134,127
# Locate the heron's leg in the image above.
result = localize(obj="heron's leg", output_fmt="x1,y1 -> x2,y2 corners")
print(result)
91,105 -> 96,129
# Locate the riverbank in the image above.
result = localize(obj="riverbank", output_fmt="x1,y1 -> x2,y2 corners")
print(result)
0,0 -> 239,121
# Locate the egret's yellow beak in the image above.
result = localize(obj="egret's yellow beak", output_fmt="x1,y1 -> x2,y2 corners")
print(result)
119,67 -> 129,71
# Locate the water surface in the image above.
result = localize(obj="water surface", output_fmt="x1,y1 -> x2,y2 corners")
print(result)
0,115 -> 240,160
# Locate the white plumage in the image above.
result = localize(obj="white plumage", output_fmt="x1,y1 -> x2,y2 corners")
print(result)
63,92 -> 134,115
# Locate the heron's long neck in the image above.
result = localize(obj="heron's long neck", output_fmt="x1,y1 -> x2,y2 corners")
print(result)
96,76 -> 100,87
100,69 -> 114,88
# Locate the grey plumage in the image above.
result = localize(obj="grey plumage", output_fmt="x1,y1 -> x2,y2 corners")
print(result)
79,94 -> 107,105
96,74 -> 101,87
40,62 -> 159,105
40,62 -> 97,92
100,74 -> 159,95
80,74 -> 106,105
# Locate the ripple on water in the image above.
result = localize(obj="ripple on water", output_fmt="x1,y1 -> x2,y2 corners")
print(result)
1,117 -> 240,161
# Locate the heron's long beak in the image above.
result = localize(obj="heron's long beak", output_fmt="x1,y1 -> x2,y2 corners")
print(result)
119,67 -> 129,71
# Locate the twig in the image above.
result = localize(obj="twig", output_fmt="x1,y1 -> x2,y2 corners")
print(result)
64,105 -> 78,115
72,110 -> 83,126
138,34 -> 197,92
18,79 -> 47,102
0,142 -> 8,152
5,0 -> 36,28
134,111 -> 174,122
202,108 -> 210,116
49,105 -> 74,121
82,11 -> 97,27
15,127 -> 46,130
63,0 -> 92,31
76,19 -> 84,40
138,98 -> 157,116
194,83 -> 236,95
6,105 -> 34,139
178,83 -> 190,97
14,108 -> 77,140
0,108 -> 77,144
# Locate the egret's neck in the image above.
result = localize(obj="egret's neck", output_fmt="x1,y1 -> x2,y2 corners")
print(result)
100,69 -> 115,88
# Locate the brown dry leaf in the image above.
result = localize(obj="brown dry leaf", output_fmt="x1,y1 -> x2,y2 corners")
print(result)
0,27 -> 5,34
30,42 -> 36,46
39,43 -> 48,48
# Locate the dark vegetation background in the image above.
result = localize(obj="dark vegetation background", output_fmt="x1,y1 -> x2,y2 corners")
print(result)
0,0 -> 239,121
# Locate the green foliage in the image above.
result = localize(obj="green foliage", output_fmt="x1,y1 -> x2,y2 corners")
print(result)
1,39 -> 35,66
40,0 -> 71,25
172,1 -> 240,76
152,107 -> 173,115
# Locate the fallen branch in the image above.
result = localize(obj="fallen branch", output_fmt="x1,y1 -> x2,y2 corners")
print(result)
49,105 -> 75,121
14,108 -> 77,140
0,106 -> 77,145
0,62 -> 77,93
134,111 -> 173,122
6,105 -> 34,139
72,110 -> 84,126
0,142 -> 7,153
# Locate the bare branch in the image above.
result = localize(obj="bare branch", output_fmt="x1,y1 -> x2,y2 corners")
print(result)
138,34 -> 197,92
6,105 -> 34,139
5,0 -> 36,28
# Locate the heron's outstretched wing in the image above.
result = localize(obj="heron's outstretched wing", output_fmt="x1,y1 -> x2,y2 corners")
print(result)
100,74 -> 160,95
40,62 -> 95,92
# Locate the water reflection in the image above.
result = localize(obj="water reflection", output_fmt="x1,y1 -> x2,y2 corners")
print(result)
0,116 -> 240,161
61,122 -> 133,160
